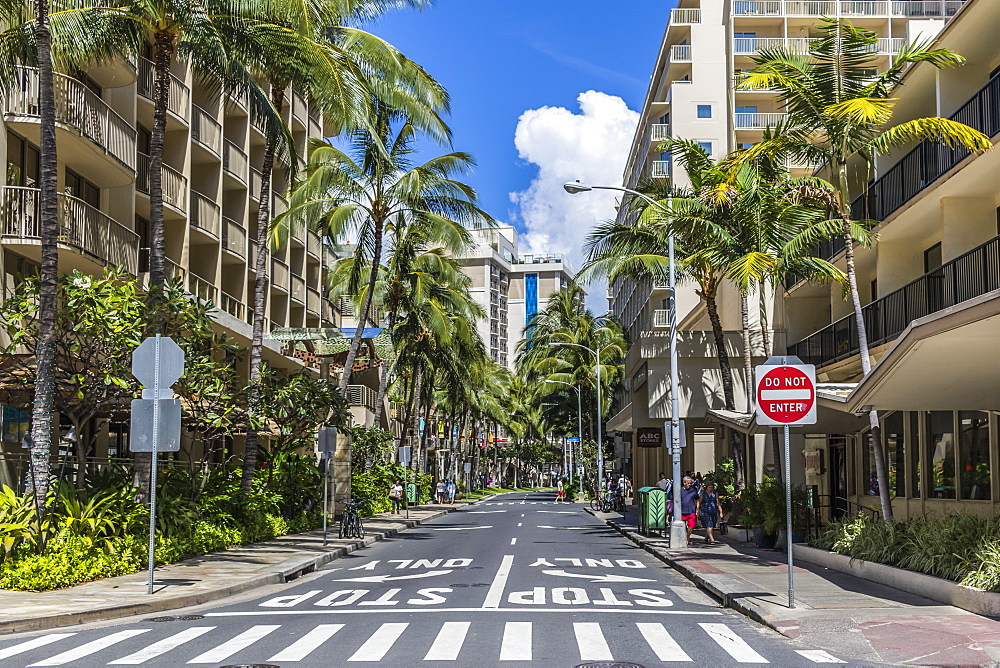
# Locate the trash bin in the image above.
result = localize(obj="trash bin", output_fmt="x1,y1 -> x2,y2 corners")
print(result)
406,482 -> 417,505
636,486 -> 667,536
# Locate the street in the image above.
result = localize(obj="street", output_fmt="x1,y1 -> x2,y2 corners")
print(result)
0,492 -> 866,666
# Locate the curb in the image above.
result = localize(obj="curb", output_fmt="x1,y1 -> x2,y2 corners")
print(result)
0,505 -> 463,634
584,508 -> 787,638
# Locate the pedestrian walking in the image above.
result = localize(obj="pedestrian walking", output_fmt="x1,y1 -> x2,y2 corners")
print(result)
680,476 -> 700,543
699,482 -> 723,545
389,480 -> 404,514
655,472 -> 669,491
446,479 -> 457,504
435,479 -> 446,504
556,478 -> 565,503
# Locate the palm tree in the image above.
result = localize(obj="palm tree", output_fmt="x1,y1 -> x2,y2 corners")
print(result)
284,114 -> 492,399
738,18 -> 992,520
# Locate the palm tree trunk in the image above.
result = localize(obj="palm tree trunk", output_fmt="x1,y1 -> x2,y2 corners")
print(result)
27,0 -> 58,510
704,294 -> 746,490
338,226 -> 384,395
147,31 -> 176,294
756,282 -> 781,484
740,292 -> 754,411
372,310 -> 397,425
241,84 -> 285,493
837,163 -> 892,522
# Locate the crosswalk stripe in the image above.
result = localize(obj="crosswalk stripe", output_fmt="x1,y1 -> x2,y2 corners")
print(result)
574,622 -> 612,660
499,621 -> 531,661
27,630 -> 148,666
347,622 -> 408,662
0,634 -> 75,661
699,623 -> 769,663
267,624 -> 344,662
186,625 -> 279,664
637,623 -> 693,661
109,627 -> 215,664
796,649 -> 846,663
424,621 -> 471,661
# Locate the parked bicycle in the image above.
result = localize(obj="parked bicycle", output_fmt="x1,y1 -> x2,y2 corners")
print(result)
339,499 -> 365,539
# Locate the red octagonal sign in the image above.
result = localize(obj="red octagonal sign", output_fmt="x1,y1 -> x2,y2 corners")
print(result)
755,364 -> 817,426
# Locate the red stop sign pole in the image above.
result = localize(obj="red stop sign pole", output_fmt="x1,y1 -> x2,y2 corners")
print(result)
754,358 -> 817,610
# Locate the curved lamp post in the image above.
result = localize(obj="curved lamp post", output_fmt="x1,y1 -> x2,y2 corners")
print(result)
563,181 -> 686,549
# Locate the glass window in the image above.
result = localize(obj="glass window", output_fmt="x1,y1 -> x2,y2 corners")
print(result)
697,141 -> 713,155
909,412 -> 921,498
927,411 -> 956,499
959,411 -> 990,500
923,242 -> 942,272
697,104 -> 712,119
884,412 -> 904,497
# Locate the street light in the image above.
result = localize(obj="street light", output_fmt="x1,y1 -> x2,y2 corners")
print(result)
564,180 -> 686,549
546,379 -> 583,497
548,341 -> 605,494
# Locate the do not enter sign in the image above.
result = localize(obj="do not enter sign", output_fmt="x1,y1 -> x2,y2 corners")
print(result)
755,363 -> 817,426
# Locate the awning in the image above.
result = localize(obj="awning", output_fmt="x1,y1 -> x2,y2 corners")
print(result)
706,384 -> 865,435
846,289 -> 1000,412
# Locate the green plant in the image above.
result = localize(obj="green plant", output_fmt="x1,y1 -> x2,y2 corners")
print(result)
704,459 -> 736,507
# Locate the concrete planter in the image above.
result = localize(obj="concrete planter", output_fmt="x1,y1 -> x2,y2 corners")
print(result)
793,544 -> 1000,616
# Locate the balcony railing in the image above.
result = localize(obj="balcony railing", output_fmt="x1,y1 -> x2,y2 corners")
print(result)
734,0 -> 964,16
346,385 -> 378,412
891,0 -> 965,16
734,112 -> 788,129
222,216 -> 246,259
165,258 -> 185,283
189,191 -> 220,238
734,36 -> 903,55
306,287 -> 321,315
787,234 -> 1000,367
670,8 -> 701,23
651,161 -> 671,178
290,273 -> 305,303
136,57 -> 189,119
187,271 -> 217,304
290,89 -> 307,127
191,105 -> 221,155
1,186 -> 140,273
249,168 -> 263,201
670,44 -> 692,62
307,231 -> 321,258
136,152 -> 188,213
851,72 -> 1000,226
4,67 -> 136,172
222,140 -> 248,184
651,124 -> 671,142
271,258 -> 290,291
652,309 -> 670,327
219,291 -> 245,321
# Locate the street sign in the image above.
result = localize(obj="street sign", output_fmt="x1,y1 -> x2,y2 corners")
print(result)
131,336 -> 184,389
129,399 -> 181,452
463,462 -> 472,473
755,363 -> 817,426
318,428 -> 338,455
664,420 -> 686,455
398,446 -> 412,464
566,437 -> 581,443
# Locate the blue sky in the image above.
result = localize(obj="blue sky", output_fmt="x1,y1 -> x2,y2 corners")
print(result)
368,0 -> 674,288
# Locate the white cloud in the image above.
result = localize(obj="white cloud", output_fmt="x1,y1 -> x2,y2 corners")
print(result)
510,90 -> 639,314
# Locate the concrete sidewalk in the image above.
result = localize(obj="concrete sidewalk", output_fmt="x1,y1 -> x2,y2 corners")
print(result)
589,506 -> 1000,667
0,499 -> 485,634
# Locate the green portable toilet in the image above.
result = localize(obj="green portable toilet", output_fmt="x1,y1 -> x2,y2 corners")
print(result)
637,486 -> 667,536
406,482 -> 417,504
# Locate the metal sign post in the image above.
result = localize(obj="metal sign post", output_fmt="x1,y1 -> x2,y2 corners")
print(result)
318,428 -> 337,546
755,356 -> 817,609
398,446 -> 412,519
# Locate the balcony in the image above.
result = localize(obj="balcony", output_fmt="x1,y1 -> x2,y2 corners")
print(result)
306,231 -> 321,259
670,8 -> 701,23
851,72 -> 1000,225
733,0 -> 964,16
187,271 -> 217,304
221,216 -> 247,260
651,161 -> 671,178
189,191 -> 220,239
306,287 -> 321,315
290,88 -> 307,128
249,168 -> 263,201
290,273 -> 306,303
734,112 -> 788,129
734,36 -> 903,55
271,258 -> 290,291
4,67 -> 136,183
891,1 -> 965,16
222,140 -> 248,185
1,186 -> 140,274
670,44 -> 692,62
653,309 -> 670,327
136,57 -> 189,120
136,152 -> 188,214
787,234 -> 1000,368
651,124 -> 671,142
346,385 -> 378,412
191,105 -> 222,156
219,291 -> 246,322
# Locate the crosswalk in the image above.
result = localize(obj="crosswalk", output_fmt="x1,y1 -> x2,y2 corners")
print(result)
2,620 -> 846,665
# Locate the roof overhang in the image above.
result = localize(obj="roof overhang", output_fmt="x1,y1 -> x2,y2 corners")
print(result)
846,289 -> 1000,413
706,384 -> 865,435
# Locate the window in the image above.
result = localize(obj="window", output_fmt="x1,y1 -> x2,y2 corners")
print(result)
927,411 -> 955,499
870,279 -> 878,303
959,411 -> 990,500
884,412 -> 904,497
6,132 -> 40,187
909,413 -> 921,498
3,250 -> 39,300
923,243 -> 942,273
697,104 -> 712,119
65,169 -> 99,208
734,32 -> 757,52
697,141 -> 713,155
136,216 -> 150,273
735,105 -> 758,128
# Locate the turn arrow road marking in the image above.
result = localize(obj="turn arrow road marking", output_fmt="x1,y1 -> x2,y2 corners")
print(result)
332,570 -> 454,583
541,569 -> 655,583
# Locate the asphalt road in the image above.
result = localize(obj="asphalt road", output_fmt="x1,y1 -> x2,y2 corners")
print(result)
0,491 -> 871,667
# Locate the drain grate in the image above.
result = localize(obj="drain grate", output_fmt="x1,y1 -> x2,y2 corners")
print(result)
145,614 -> 206,622
470,583 -> 490,587
449,583 -> 470,588
575,663 -> 646,668
177,614 -> 205,620
145,617 -> 177,622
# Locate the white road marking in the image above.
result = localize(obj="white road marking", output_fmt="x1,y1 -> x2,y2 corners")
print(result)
268,624 -> 344,661
537,525 -> 590,530
796,649 -> 846,663
110,627 -> 215,664
482,554 -> 515,608
333,570 -> 453,583
28,630 -> 148,666
541,569 -> 654,583
574,622 -> 613,660
434,526 -> 492,531
187,625 -> 279,664
520,514 -> 525,518
517,523 -> 522,527
0,635 -> 75,661
510,537 -> 517,545
537,511 -> 575,514
424,621 -> 471,661
637,623 -> 692,661
205,607 -> 723,616
700,623 -> 770,663
500,622 -> 531,661
347,622 -> 408,661
469,510 -> 506,514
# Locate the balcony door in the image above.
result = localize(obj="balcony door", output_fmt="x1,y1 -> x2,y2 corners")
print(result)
923,242 -> 944,313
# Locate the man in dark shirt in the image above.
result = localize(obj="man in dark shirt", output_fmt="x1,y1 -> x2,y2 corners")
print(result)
680,476 -> 700,543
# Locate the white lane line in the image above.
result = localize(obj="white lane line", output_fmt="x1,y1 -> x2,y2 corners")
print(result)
347,622 -> 408,662
28,630 -> 148,666
637,623 -> 692,661
205,607 -> 724,616
699,623 -> 769,663
110,627 -> 215,664
469,511 -> 506,514
187,625 -> 279,664
574,622 -> 613,660
510,537 -> 517,545
0,635 -> 75,661
499,622 -> 531,661
268,624 -> 344,662
517,523 -> 522,527
434,526 -> 492,531
482,554 -> 515,609
424,621 -> 471,661
520,514 -> 525,518
796,649 -> 846,663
